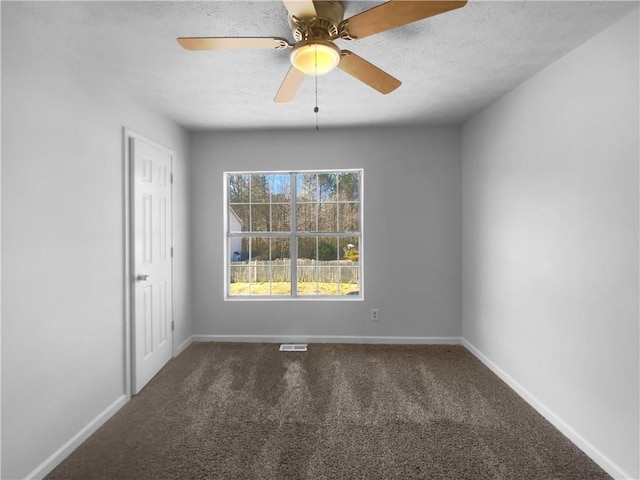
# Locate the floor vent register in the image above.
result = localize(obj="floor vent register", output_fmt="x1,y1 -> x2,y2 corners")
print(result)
279,344 -> 308,352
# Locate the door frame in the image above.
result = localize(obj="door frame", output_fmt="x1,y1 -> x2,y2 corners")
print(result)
123,127 -> 176,399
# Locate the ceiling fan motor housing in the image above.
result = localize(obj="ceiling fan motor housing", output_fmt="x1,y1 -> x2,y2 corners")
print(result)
288,1 -> 345,41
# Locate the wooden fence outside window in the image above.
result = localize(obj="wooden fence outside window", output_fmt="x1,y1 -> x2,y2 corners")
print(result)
230,259 -> 359,284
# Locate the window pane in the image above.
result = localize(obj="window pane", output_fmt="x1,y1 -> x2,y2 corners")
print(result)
297,236 -> 318,295
228,174 -> 250,203
229,265 -> 250,294
297,258 -> 318,295
250,174 -> 270,203
251,237 -> 270,259
317,236 -> 338,261
270,252 -> 292,296
318,173 -> 337,202
338,172 -> 359,201
340,237 -> 359,263
269,273 -> 291,295
264,238 -> 292,296
271,237 -> 291,261
339,271 -> 360,295
229,237 -> 244,261
297,173 -> 318,202
338,203 -> 359,232
297,202 -> 317,232
318,235 -> 339,296
297,236 -> 317,260
296,232 -> 318,295
270,174 -> 291,203
249,267 -> 271,294
229,236 -> 253,296
229,204 -> 249,232
318,265 -> 339,294
339,237 -> 360,295
318,203 -> 337,232
251,204 -> 270,232
271,203 -> 290,232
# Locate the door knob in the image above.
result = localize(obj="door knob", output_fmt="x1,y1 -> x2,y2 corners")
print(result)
136,274 -> 149,282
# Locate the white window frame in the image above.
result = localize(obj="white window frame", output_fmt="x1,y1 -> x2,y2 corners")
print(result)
224,169 -> 363,301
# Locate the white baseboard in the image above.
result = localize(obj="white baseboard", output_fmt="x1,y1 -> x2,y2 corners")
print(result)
175,335 -> 194,355
192,334 -> 462,345
461,338 -> 633,480
26,394 -> 127,480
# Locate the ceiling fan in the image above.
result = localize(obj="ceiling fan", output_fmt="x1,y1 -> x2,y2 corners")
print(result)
177,0 -> 467,103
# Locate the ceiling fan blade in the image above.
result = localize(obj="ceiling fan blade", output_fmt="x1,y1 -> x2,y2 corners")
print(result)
274,66 -> 305,103
338,51 -> 401,94
340,1 -> 467,40
177,37 -> 291,51
282,0 -> 317,19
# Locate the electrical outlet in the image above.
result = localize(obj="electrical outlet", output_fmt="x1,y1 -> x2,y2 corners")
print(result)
371,308 -> 379,321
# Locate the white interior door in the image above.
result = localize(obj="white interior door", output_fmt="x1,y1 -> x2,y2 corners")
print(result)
131,136 -> 173,394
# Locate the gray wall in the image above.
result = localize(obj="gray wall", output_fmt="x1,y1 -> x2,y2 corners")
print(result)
1,4 -> 192,478
461,10 -> 639,479
190,126 -> 462,341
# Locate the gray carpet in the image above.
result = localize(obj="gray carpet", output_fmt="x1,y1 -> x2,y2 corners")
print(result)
46,343 -> 611,479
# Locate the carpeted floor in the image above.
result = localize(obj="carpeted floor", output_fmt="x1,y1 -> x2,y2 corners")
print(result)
46,343 -> 611,480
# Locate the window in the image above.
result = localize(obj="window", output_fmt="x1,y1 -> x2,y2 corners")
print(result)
226,170 -> 362,299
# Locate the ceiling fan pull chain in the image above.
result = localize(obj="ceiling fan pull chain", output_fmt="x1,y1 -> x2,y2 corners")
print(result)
314,45 -> 320,130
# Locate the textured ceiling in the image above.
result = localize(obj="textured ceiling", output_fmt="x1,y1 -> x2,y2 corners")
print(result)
4,1 -> 638,131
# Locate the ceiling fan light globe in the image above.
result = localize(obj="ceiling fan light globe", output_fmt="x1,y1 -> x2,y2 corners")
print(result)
290,41 -> 341,76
